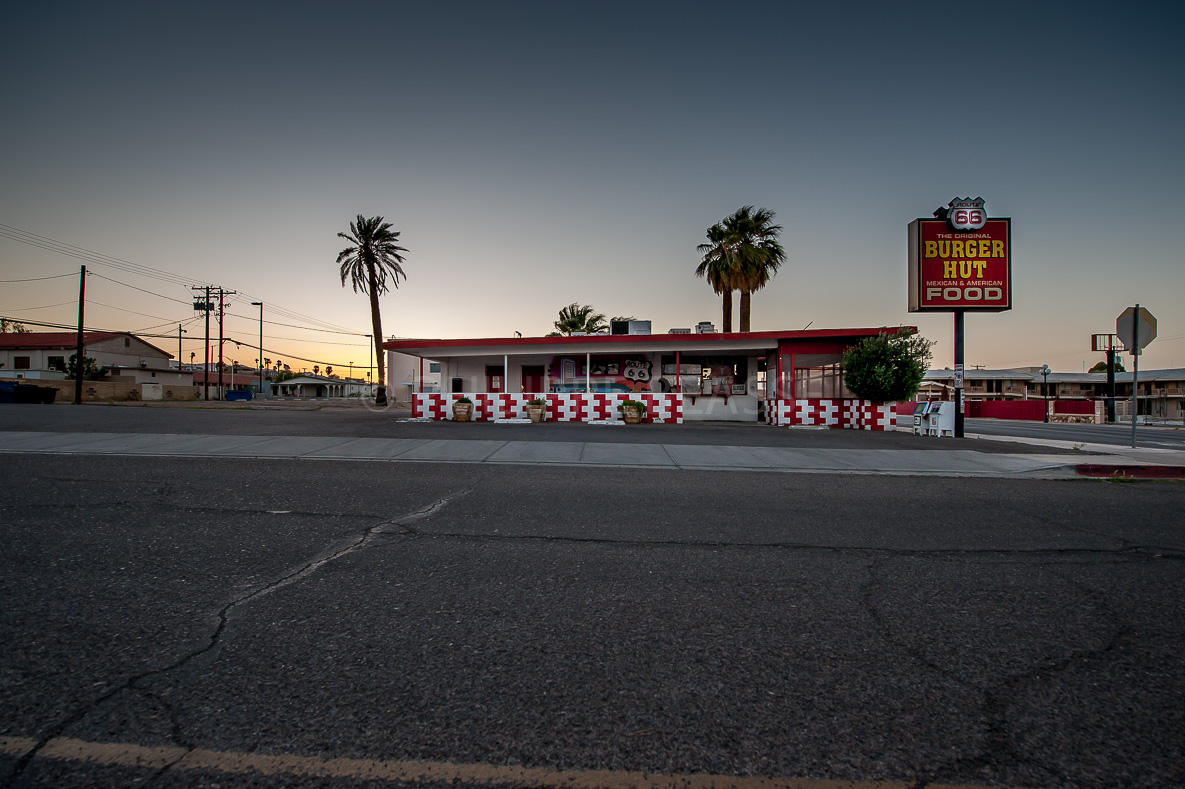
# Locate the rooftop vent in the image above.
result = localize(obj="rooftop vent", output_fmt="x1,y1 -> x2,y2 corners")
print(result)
695,322 -> 717,334
668,328 -> 692,334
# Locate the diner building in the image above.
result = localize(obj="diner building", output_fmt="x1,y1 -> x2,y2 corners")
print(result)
385,325 -> 911,428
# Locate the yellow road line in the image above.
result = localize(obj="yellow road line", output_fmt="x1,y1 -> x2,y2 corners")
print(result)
0,735 -> 1020,789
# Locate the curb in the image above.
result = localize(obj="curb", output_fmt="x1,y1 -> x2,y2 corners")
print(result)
1076,464 -> 1185,479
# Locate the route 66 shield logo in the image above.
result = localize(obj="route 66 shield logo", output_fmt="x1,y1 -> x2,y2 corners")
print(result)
948,197 -> 987,231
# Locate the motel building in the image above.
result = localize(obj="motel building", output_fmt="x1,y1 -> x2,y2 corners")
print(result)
385,323 -> 910,429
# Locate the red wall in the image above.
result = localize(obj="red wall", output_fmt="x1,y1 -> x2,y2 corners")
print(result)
899,400 -> 1047,421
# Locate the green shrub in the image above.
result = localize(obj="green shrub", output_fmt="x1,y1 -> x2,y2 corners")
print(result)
841,329 -> 934,402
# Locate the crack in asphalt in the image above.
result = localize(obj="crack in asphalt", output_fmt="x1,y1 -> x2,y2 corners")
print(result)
1,485 -> 475,789
374,527 -> 1185,562
860,556 -> 1130,789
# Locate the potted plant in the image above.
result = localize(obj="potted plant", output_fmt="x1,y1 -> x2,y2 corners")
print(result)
619,399 -> 647,424
526,397 -> 546,423
452,396 -> 474,422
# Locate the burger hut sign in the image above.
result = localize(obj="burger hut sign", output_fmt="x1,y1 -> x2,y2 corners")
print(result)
908,197 -> 1012,312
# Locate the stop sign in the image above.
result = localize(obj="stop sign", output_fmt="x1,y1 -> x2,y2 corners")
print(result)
1116,306 -> 1157,354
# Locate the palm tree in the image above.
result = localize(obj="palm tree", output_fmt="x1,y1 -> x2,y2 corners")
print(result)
313,365 -> 320,376
695,222 -> 738,332
553,303 -> 607,335
726,206 -> 785,332
696,206 -> 785,333
337,215 -> 409,406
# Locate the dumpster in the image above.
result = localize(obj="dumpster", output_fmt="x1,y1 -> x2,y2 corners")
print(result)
0,382 -> 15,403
224,390 -> 254,402
12,384 -> 57,404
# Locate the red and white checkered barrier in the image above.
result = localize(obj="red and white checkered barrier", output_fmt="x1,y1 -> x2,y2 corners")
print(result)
413,393 -> 683,423
761,399 -> 896,430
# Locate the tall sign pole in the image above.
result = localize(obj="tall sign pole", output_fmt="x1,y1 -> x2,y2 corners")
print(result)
74,265 -> 86,405
1131,305 -> 1139,448
953,310 -> 965,437
1116,304 -> 1158,449
909,198 -> 1012,439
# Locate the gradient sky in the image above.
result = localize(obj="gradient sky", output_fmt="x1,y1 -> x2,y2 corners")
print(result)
2,1 -> 1182,374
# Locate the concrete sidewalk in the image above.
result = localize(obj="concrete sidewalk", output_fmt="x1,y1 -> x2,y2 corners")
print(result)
4,429 -> 1182,478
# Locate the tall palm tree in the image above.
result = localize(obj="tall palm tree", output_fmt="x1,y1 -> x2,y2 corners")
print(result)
554,303 -> 607,335
696,206 -> 785,333
337,215 -> 408,406
725,206 -> 785,333
695,221 -> 738,332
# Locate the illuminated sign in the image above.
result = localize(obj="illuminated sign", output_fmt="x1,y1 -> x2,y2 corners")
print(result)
908,212 -> 1012,312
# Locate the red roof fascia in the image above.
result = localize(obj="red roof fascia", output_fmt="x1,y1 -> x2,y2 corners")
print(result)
383,327 -> 910,353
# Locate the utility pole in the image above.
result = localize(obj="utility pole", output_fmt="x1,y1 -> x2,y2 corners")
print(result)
251,302 -> 263,398
192,286 -> 213,400
74,265 -> 86,405
216,288 -> 236,400
177,324 -> 186,374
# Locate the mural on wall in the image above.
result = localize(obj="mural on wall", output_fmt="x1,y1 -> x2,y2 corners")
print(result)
549,356 -> 653,393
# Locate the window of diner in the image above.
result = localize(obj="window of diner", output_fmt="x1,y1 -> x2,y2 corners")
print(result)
790,353 -> 853,399
14,356 -> 31,370
660,355 -> 748,395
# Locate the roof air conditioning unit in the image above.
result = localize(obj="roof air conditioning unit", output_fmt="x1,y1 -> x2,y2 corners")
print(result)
611,320 -> 652,335
695,322 -> 717,334
668,328 -> 692,334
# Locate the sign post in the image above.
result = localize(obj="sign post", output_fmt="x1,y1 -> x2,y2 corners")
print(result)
1116,305 -> 1157,448
909,197 -> 1013,438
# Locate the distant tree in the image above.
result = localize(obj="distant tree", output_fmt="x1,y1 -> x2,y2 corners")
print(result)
1,318 -> 29,333
65,353 -> 108,381
1089,360 -> 1125,373
337,214 -> 409,406
554,303 -> 607,335
274,370 -> 297,383
313,365 -> 320,376
264,357 -> 272,369
325,366 -> 334,377
841,329 -> 934,402
283,364 -> 291,372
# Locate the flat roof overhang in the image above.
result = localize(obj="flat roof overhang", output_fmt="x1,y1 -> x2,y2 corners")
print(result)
384,327 -> 906,359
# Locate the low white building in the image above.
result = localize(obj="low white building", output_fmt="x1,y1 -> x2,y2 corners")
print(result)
0,331 -> 177,380
272,374 -> 372,399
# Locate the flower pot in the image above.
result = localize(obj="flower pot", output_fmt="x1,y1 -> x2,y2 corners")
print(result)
452,402 -> 473,422
621,407 -> 644,424
527,404 -> 546,423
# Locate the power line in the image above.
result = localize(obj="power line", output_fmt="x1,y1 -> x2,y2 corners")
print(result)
2,223 -> 371,337
0,300 -> 77,311
0,224 -> 205,287
0,273 -> 77,283
88,271 -> 192,306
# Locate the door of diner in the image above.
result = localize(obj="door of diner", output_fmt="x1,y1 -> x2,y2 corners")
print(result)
521,365 -> 545,393
485,365 -> 504,393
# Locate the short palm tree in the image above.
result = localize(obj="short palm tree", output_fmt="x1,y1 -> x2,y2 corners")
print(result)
337,215 -> 408,406
554,303 -> 607,335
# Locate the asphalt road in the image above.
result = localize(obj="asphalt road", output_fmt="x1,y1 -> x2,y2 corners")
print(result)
2,453 -> 1182,788
966,417 -> 1185,450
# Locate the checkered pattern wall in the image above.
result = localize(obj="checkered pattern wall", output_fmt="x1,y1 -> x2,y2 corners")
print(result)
762,399 -> 895,431
413,393 -> 683,423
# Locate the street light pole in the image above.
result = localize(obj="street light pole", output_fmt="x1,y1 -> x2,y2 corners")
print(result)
251,302 -> 263,398
1040,364 -> 1051,422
